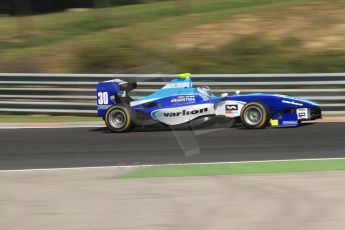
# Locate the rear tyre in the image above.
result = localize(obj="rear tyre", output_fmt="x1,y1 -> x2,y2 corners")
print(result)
105,104 -> 134,132
240,102 -> 269,129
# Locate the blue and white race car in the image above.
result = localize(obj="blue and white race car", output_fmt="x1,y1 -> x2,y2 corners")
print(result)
96,73 -> 322,132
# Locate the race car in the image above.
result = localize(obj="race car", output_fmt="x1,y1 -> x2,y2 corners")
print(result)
96,73 -> 322,132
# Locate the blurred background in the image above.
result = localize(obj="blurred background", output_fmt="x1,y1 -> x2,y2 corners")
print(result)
0,0 -> 344,74
1,4 -> 345,230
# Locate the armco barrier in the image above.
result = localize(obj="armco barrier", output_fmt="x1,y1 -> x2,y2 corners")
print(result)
0,73 -> 344,115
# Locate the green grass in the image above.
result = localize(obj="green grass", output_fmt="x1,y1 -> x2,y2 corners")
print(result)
175,36 -> 345,73
119,159 -> 345,178
0,115 -> 99,123
1,0 -> 298,50
0,0 -> 344,73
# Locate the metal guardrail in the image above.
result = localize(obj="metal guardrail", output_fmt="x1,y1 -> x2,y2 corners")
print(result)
0,73 -> 344,116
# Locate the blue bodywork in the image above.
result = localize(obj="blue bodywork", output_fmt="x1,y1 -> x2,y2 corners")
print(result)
97,77 -> 321,128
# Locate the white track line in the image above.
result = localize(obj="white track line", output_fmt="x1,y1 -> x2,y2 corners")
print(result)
1,157 -> 345,173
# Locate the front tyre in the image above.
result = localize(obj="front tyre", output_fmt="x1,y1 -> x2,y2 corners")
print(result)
105,105 -> 134,132
240,102 -> 269,129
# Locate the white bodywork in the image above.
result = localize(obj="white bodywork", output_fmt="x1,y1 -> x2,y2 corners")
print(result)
296,108 -> 310,120
151,100 -> 246,126
215,100 -> 246,118
151,104 -> 215,126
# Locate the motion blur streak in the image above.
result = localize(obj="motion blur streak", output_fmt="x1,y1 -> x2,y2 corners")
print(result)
1,169 -> 345,230
0,123 -> 344,170
0,0 -> 344,73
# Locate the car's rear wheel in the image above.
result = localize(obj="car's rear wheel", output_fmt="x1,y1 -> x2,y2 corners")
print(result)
105,104 -> 134,132
241,102 -> 269,129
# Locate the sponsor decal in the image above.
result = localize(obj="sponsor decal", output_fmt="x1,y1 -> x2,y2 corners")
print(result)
282,100 -> 303,106
278,94 -> 319,106
117,91 -> 126,97
98,105 -> 111,109
282,120 -> 298,125
171,95 -> 195,103
225,104 -> 238,113
296,108 -> 309,120
298,113 -> 306,117
152,104 -> 214,125
163,108 -> 208,117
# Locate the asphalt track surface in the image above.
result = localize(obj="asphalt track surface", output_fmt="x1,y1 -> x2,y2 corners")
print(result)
0,122 -> 345,170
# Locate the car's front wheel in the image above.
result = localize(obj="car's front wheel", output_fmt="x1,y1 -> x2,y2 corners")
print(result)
240,102 -> 269,129
105,105 -> 134,132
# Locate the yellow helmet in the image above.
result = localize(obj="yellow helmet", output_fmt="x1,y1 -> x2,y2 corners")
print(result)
178,73 -> 191,79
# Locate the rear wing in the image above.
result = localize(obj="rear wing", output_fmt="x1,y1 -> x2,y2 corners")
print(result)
96,79 -> 137,117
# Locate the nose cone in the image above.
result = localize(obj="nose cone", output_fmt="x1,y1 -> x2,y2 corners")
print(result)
277,94 -> 319,107
285,96 -> 322,120
296,98 -> 320,107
